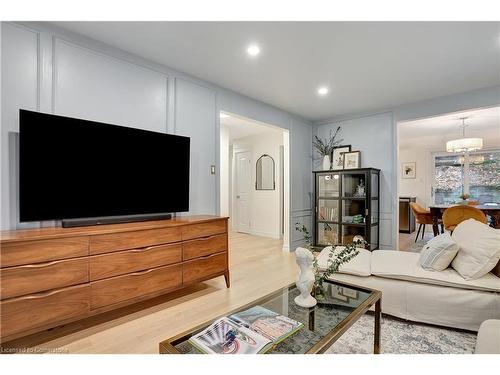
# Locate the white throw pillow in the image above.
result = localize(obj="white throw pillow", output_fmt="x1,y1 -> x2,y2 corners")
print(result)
451,219 -> 500,280
419,232 -> 459,271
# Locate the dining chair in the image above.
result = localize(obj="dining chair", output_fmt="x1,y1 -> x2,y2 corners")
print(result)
442,205 -> 488,232
409,202 -> 443,242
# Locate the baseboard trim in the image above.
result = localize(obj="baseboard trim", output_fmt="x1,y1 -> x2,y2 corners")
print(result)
250,230 -> 281,240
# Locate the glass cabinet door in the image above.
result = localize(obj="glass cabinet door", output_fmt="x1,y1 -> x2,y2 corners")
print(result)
317,222 -> 339,246
342,172 -> 367,198
342,225 -> 366,245
342,199 -> 366,224
318,199 -> 339,222
370,172 -> 379,199
318,173 -> 340,197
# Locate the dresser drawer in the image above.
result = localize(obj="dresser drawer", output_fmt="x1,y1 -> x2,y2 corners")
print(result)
90,264 -> 182,309
181,220 -> 226,241
183,234 -> 227,261
90,243 -> 182,281
1,237 -> 89,268
0,284 -> 90,338
90,227 -> 181,255
1,257 -> 89,300
183,252 -> 227,284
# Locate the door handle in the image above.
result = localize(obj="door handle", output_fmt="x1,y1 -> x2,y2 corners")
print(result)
236,195 -> 240,199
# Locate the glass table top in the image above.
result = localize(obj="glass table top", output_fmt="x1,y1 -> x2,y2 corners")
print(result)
169,280 -> 376,354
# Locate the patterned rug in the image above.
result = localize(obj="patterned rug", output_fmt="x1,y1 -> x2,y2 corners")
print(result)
325,313 -> 477,354
408,239 -> 427,253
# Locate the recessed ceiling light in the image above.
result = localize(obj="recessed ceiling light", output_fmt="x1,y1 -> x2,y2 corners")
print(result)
246,44 -> 260,57
220,113 -> 230,119
317,86 -> 329,96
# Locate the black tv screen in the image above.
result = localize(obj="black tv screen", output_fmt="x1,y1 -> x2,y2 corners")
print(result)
19,110 -> 190,222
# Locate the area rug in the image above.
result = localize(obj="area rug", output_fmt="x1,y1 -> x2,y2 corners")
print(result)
408,239 -> 427,253
325,314 -> 477,354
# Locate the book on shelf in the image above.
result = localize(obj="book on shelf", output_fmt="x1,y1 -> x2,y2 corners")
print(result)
188,306 -> 303,354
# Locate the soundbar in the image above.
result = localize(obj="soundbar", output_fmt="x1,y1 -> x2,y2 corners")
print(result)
62,213 -> 172,228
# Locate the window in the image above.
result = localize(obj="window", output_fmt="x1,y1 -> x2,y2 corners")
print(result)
433,150 -> 500,204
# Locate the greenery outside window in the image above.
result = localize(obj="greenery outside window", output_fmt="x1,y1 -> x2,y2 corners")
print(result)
432,149 -> 500,204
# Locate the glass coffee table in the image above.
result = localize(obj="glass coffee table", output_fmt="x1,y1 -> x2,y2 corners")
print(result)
159,279 -> 382,354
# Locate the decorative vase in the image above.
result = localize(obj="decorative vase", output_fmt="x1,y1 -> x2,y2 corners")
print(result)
322,155 -> 331,171
294,247 -> 317,308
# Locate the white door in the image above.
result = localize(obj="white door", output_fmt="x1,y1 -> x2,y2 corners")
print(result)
235,151 -> 252,233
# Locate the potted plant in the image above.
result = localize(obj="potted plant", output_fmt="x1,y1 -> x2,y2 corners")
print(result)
313,126 -> 343,170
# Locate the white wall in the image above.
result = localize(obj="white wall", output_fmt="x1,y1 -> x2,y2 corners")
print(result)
231,131 -> 283,239
1,22 -> 314,240
399,147 -> 432,207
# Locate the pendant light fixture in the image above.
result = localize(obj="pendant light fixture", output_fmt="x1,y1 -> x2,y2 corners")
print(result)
446,117 -> 483,153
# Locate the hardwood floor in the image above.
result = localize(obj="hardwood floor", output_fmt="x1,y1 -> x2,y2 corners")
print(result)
3,232 -> 296,354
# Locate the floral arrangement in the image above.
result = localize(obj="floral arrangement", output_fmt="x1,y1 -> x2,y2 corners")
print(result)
312,126 -> 343,157
294,223 -> 361,298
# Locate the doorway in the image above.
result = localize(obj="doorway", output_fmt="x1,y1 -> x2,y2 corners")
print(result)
219,112 -> 290,250
397,106 -> 500,250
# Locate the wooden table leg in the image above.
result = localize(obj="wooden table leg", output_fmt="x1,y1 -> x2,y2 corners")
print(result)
224,271 -> 230,288
374,298 -> 381,354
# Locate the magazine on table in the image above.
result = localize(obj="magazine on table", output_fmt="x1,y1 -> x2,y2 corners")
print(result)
188,306 -> 303,354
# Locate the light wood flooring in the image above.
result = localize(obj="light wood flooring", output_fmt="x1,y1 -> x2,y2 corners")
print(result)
4,232 -> 296,354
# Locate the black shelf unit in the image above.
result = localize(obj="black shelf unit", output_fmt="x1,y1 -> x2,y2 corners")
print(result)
313,168 -> 380,250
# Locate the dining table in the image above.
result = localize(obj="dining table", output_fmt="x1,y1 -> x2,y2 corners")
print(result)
429,204 -> 500,236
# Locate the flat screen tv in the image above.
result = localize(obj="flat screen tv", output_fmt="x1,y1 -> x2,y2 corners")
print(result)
19,110 -> 190,227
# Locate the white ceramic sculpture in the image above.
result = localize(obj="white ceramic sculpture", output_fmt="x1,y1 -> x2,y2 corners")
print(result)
294,247 -> 317,308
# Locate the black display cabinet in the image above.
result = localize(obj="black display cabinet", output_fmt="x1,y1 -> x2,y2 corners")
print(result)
313,168 -> 380,250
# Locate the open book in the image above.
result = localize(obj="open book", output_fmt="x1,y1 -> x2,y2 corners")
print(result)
188,306 -> 303,354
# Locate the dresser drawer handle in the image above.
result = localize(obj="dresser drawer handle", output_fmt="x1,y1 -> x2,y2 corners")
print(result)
15,260 -> 61,269
191,234 -> 225,242
197,252 -> 224,260
129,269 -> 155,276
130,246 -> 158,253
18,288 -> 66,299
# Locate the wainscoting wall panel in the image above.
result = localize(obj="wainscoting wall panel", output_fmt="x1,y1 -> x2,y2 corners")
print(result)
53,38 -> 168,133
290,208 -> 313,250
174,78 -> 217,215
1,23 -> 40,230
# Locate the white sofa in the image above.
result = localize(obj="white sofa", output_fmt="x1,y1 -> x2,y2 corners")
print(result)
475,320 -> 500,353
317,248 -> 500,331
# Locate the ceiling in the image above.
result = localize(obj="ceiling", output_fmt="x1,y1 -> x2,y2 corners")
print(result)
398,106 -> 500,150
221,112 -> 284,141
52,22 -> 500,121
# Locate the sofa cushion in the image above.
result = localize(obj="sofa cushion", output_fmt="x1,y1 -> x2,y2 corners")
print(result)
316,246 -> 371,276
451,219 -> 500,280
419,232 -> 459,271
371,250 -> 500,292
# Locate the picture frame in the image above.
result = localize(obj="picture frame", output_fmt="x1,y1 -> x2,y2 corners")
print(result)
342,151 -> 361,169
402,162 -> 416,179
331,145 -> 351,170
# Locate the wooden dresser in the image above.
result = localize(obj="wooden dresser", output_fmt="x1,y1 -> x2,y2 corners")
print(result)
0,215 -> 229,342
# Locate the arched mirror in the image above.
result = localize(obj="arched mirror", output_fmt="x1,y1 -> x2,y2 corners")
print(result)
255,154 -> 275,190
